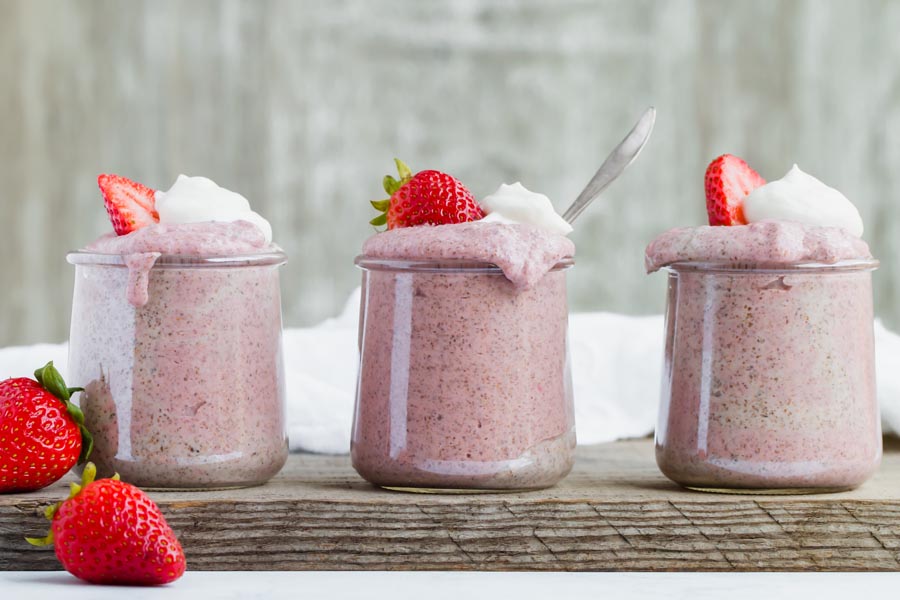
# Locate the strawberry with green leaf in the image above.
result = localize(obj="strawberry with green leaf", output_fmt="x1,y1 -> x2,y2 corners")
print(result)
0,362 -> 92,493
27,462 -> 186,585
371,159 -> 484,229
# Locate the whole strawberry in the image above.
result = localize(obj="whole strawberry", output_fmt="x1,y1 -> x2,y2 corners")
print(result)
704,154 -> 766,226
370,159 -> 484,229
0,362 -> 92,493
27,463 -> 186,585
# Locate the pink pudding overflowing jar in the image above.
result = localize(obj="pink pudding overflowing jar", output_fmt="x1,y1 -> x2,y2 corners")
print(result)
645,160 -> 881,493
67,175 -> 288,490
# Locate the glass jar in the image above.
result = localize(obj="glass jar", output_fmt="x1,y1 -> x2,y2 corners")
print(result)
66,251 -> 289,490
351,257 -> 576,492
656,259 -> 881,493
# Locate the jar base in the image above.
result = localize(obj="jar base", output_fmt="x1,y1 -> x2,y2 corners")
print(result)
140,481 -> 270,492
683,485 -> 855,496
380,485 -> 553,495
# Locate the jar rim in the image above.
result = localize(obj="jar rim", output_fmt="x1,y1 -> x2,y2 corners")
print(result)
354,256 -> 574,273
66,250 -> 288,268
663,258 -> 879,274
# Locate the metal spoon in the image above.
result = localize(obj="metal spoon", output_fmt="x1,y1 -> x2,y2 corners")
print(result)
562,107 -> 657,224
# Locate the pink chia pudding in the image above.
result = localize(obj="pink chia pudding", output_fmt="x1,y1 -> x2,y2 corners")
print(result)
352,221 -> 576,490
67,175 -> 288,489
646,157 -> 881,493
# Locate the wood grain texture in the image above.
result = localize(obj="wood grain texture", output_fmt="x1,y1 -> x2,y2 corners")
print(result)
2,438 -> 900,572
4,0 -> 900,346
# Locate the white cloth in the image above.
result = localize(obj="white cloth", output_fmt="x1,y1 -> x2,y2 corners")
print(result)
2,290 -> 899,454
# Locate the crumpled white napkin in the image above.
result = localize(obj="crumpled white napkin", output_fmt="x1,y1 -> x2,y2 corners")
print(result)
2,290 -> 898,454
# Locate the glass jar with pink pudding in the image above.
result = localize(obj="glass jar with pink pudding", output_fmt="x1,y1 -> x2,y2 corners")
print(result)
67,174 -> 288,490
352,171 -> 577,492
645,158 -> 881,493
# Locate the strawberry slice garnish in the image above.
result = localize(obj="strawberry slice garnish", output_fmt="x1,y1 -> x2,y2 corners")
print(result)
704,154 -> 766,226
371,159 -> 484,229
97,174 -> 159,235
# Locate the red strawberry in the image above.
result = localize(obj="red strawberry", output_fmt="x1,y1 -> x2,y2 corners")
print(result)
370,159 -> 484,229
27,463 -> 186,585
0,362 -> 92,493
704,154 -> 766,226
98,174 -> 159,235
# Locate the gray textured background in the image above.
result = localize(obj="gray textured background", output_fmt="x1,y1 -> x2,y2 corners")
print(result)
2,0 -> 899,346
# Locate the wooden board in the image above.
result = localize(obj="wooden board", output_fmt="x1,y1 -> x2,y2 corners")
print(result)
2,438 -> 900,572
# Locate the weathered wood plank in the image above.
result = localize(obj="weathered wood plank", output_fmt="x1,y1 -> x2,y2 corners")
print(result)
2,438 -> 899,571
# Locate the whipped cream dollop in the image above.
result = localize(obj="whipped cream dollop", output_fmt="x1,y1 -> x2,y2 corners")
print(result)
480,182 -> 573,236
155,175 -> 273,243
742,165 -> 863,237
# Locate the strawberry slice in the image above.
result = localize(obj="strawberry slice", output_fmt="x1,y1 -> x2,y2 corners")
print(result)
704,154 -> 766,226
97,174 -> 159,235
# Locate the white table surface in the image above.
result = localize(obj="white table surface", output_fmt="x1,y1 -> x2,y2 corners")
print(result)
2,571 -> 898,600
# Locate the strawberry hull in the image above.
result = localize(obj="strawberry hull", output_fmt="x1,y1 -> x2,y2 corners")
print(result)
66,227 -> 288,490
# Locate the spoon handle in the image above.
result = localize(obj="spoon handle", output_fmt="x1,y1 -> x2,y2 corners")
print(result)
562,107 -> 657,224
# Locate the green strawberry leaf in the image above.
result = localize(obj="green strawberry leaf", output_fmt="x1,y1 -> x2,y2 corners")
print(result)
33,361 -> 93,463
369,159 -> 414,228
383,175 -> 400,196
394,158 -> 412,180
77,426 -> 94,464
370,199 -> 391,212
65,401 -> 85,427
35,362 -> 70,401
25,531 -> 54,547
